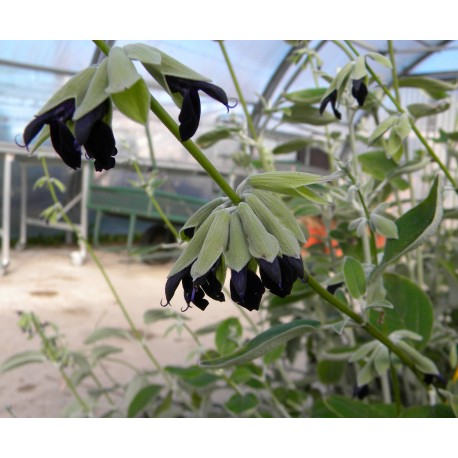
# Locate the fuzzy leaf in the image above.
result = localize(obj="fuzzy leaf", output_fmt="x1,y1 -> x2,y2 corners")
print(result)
369,273 -> 434,349
225,393 -> 259,414
143,308 -> 189,324
37,67 -> 96,115
343,256 -> 366,299
252,190 -> 305,242
283,88 -> 328,105
273,138 -> 312,154
84,327 -> 132,344
168,212 -> 217,277
283,105 -> 336,125
179,197 -> 228,241
190,210 -> 230,280
124,43 -> 161,65
199,319 -> 319,369
106,46 -> 141,94
366,52 -> 392,69
243,193 -> 301,257
74,59 -> 109,120
352,55 -> 367,80
246,171 -> 340,197
370,213 -> 399,239
372,175 -> 444,280
368,115 -> 398,145
407,102 -> 450,119
225,212 -> 252,272
111,78 -> 150,124
196,127 -> 240,149
398,76 -> 456,100
0,351 -> 47,373
236,203 -> 280,262
128,384 -> 162,418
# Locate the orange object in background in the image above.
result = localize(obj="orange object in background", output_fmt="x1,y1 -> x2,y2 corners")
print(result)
300,216 -> 385,258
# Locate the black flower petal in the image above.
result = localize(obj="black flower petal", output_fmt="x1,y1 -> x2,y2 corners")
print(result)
49,120 -> 82,170
352,79 -> 368,107
258,255 -> 304,298
166,75 -> 231,142
83,120 -> 117,172
319,89 -> 342,120
178,89 -> 201,141
230,267 -> 265,312
74,101 -> 109,145
23,99 -> 76,149
164,265 -> 191,306
194,259 -> 225,302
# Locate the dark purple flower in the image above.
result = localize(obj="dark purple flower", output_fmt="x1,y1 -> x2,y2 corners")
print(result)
319,89 -> 342,120
75,100 -> 117,172
162,259 -> 225,312
23,99 -> 117,172
166,76 -> 232,141
351,79 -> 368,107
230,266 -> 265,312
23,99 -> 82,169
258,255 -> 305,298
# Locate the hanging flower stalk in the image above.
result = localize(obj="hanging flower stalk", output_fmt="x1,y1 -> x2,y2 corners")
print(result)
162,171 -> 339,311
21,43 -> 235,170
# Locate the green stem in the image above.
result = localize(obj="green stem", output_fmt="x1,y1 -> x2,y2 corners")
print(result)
305,272 -> 426,387
343,40 -> 457,191
218,40 -> 258,142
145,123 -> 157,169
92,39 -> 241,205
388,41 -> 401,103
40,158 -> 172,386
90,373 -> 115,406
390,358 -> 402,416
30,313 -> 90,414
346,168 -> 379,266
131,161 -> 179,240
149,95 -> 241,203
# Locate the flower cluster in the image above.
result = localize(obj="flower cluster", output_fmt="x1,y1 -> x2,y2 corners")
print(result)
319,77 -> 368,119
162,189 -> 306,312
22,44 -> 234,166
23,98 -> 117,171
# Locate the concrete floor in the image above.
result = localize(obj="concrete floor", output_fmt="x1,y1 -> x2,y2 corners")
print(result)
0,247 -> 241,417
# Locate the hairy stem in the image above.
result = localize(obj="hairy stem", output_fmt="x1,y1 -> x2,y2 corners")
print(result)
93,39 -> 241,205
343,40 -> 457,191
218,40 -> 258,142
305,272 -> 426,387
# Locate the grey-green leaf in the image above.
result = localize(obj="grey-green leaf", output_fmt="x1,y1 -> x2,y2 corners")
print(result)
196,127 -> 240,149
343,256 -> 366,299
369,273 -> 434,348
0,351 -> 47,373
124,43 -> 162,65
225,393 -> 259,414
110,78 -> 150,124
368,115 -> 398,145
128,384 -> 162,418
84,327 -> 132,344
398,76 -> 456,100
283,88 -> 328,105
407,102 -> 450,119
199,319 -> 319,369
372,174 -> 444,279
74,59 -> 109,120
370,213 -> 399,239
107,47 -> 141,94
366,52 -> 393,69
283,105 -> 337,125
